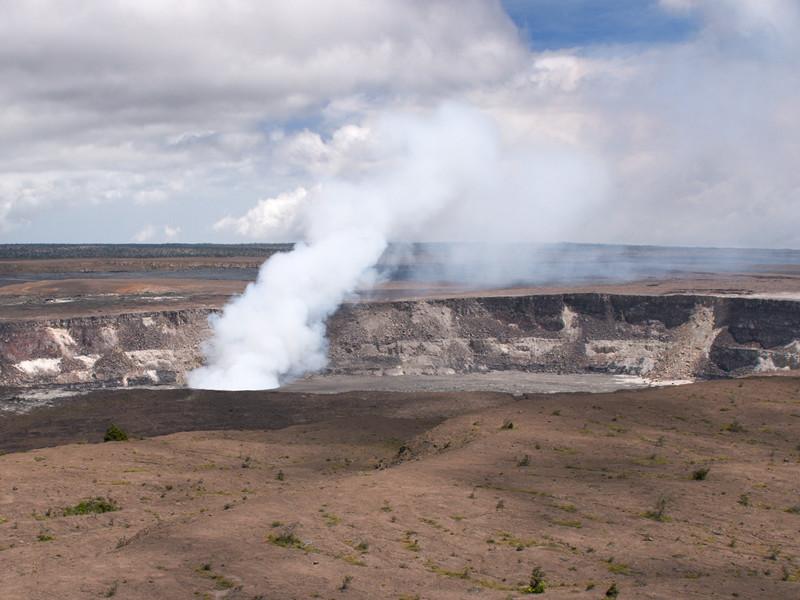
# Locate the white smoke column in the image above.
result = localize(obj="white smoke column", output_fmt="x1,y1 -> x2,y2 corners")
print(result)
188,103 -> 501,390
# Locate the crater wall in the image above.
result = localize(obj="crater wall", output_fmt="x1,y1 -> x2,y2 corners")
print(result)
2,294 -> 799,387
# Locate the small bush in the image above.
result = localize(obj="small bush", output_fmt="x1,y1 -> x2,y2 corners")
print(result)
607,561 -> 630,575
103,424 -> 128,442
403,531 -> 420,552
500,420 -> 514,430
692,467 -> 710,481
339,575 -> 353,591
738,494 -> 750,507
643,496 -> 670,522
605,582 -> 619,598
722,420 -> 746,433
276,470 -> 285,481
517,454 -> 531,467
267,529 -> 309,551
63,497 -> 119,516
522,566 -> 546,594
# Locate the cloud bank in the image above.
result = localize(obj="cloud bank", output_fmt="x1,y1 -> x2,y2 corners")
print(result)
0,0 -> 798,248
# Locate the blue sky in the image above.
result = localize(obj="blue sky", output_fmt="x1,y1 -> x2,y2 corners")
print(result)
501,0 -> 698,48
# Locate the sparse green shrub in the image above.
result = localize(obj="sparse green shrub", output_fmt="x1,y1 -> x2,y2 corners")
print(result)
63,497 -> 118,516
267,529 -> 310,551
195,564 -> 235,590
643,496 -> 670,522
403,531 -> 420,552
339,575 -> 353,591
722,420 -> 746,433
321,511 -> 341,526
738,494 -> 750,507
692,467 -> 710,481
607,560 -> 630,575
501,419 -> 514,430
605,582 -> 619,598
276,470 -> 285,481
522,566 -> 546,594
517,454 -> 531,467
553,519 -> 582,528
103,424 -> 128,442
767,545 -> 780,561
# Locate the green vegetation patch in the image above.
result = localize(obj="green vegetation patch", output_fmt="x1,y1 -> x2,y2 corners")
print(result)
552,519 -> 583,528
63,497 -> 119,516
266,529 -> 314,552
521,567 -> 547,594
103,424 -> 129,442
643,497 -> 671,522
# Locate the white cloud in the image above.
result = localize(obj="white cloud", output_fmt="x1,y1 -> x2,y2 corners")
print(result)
214,187 -> 314,240
163,225 -> 181,240
133,224 -> 181,243
132,225 -> 156,243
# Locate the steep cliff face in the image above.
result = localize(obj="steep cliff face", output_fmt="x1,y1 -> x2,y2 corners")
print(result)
2,294 -> 799,387
0,310 -> 211,387
327,294 -> 800,379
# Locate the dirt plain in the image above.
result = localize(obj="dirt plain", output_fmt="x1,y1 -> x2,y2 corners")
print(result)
1,377 -> 800,599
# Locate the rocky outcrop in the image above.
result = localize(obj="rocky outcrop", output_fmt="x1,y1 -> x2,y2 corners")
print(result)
327,294 -> 800,380
0,310 -> 211,387
2,294 -> 799,387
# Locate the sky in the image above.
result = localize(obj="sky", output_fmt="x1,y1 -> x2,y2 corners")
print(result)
1,0 -> 798,248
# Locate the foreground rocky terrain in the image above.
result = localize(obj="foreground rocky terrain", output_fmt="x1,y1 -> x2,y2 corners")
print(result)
1,377 -> 799,599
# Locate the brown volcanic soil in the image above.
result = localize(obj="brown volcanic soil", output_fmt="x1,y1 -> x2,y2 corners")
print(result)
3,269 -> 800,321
2,377 -> 800,599
2,250 -> 800,321
0,256 -> 266,275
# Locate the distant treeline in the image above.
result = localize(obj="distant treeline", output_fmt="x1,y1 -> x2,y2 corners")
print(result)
0,243 -> 295,260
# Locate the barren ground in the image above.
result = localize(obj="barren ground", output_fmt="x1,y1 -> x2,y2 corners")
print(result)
2,377 -> 800,599
2,252 -> 800,321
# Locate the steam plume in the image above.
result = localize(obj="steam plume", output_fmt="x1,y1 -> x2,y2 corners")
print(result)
188,103 -> 604,390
